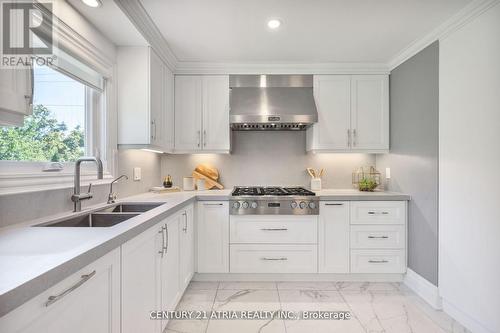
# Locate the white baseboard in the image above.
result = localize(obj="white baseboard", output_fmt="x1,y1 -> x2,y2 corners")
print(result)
442,300 -> 496,333
403,269 -> 442,309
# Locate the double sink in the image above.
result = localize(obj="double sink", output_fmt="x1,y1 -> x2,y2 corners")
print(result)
34,203 -> 163,228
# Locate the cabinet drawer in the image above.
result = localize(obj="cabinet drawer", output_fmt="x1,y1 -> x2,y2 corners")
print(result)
350,225 -> 405,249
350,249 -> 405,273
350,201 -> 406,225
230,215 -> 317,244
230,244 -> 317,273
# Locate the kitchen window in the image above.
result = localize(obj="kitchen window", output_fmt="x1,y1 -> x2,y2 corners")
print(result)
0,49 -> 112,191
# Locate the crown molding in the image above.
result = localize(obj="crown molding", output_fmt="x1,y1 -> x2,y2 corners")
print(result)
174,62 -> 390,75
113,0 -> 178,70
388,0 -> 499,70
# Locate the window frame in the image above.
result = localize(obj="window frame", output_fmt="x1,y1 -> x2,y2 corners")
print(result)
0,13 -> 117,194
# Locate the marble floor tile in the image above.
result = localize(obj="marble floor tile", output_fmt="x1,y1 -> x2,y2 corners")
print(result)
276,281 -> 337,291
213,289 -> 281,311
341,290 -> 449,333
187,281 -> 219,290
335,281 -> 402,292
219,281 -> 277,290
278,289 -> 365,333
206,318 -> 286,333
166,289 -> 216,333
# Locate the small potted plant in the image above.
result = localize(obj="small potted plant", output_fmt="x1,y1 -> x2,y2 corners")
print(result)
358,177 -> 378,192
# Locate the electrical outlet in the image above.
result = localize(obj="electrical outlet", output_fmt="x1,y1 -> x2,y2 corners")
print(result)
133,167 -> 141,181
385,167 -> 391,179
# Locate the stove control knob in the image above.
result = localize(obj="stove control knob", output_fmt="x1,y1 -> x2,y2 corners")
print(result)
232,202 -> 240,209
308,202 -> 316,209
299,201 -> 307,209
290,201 -> 297,209
250,201 -> 258,209
242,201 -> 249,209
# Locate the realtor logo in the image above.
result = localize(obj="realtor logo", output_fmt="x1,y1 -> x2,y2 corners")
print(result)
1,0 -> 55,68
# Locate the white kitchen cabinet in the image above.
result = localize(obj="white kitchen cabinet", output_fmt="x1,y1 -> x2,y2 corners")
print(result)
307,74 -> 389,153
179,204 -> 195,291
318,202 -> 350,273
0,67 -> 33,127
197,201 -> 229,273
306,75 -> 351,151
121,221 -> 163,333
117,46 -> 174,152
160,215 -> 180,332
174,75 -> 230,153
0,249 -> 120,333
350,75 -> 389,151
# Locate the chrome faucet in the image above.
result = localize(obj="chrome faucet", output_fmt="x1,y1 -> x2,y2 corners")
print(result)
71,157 -> 103,212
107,174 -> 128,204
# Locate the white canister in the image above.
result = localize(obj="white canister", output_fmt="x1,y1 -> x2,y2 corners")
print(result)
183,177 -> 195,191
311,178 -> 322,191
196,178 -> 206,191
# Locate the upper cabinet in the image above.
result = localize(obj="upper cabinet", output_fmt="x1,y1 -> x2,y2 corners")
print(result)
174,75 -> 230,153
307,75 -> 389,153
117,46 -> 174,152
0,68 -> 33,127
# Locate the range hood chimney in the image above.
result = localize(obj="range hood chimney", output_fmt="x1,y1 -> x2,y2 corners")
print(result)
229,75 -> 318,131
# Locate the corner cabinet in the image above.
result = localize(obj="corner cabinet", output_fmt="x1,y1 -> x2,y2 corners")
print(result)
174,75 -> 230,153
117,46 -> 174,152
307,75 -> 389,153
0,249 -> 120,333
0,67 -> 33,127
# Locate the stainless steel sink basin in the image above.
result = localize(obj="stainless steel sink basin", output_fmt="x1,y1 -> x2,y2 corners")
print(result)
98,202 -> 163,213
35,213 -> 139,228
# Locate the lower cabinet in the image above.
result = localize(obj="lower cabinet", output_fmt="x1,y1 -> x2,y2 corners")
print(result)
179,204 -> 195,290
0,249 -> 120,333
197,201 -> 229,273
318,201 -> 350,273
122,204 -> 194,333
230,244 -> 317,273
121,219 -> 163,333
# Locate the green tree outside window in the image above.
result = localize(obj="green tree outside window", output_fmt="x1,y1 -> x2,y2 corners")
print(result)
0,105 -> 85,162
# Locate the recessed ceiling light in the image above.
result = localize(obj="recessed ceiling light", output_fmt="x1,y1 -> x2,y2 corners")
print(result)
267,19 -> 281,29
81,0 -> 102,8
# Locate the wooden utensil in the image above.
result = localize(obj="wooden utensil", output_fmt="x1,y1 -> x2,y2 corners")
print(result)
319,169 -> 324,178
307,168 -> 316,178
192,170 -> 224,189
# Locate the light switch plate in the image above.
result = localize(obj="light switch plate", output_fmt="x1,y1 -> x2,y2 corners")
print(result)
385,167 -> 391,179
133,167 -> 141,181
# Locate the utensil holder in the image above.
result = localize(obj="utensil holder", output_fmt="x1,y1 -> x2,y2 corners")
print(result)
311,178 -> 322,191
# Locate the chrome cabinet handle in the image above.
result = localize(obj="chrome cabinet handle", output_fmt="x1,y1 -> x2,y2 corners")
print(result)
347,129 -> 351,147
368,235 -> 389,239
151,119 -> 157,140
353,129 -> 357,146
164,224 -> 169,254
182,212 -> 187,232
260,228 -> 288,231
158,226 -> 165,257
368,211 -> 389,215
203,203 -> 223,206
325,203 -> 343,206
368,260 -> 389,263
45,270 -> 96,307
261,257 -> 288,261
203,130 -> 207,147
197,130 -> 201,147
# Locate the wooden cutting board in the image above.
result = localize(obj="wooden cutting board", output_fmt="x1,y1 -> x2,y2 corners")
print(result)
194,164 -> 219,181
192,170 -> 224,189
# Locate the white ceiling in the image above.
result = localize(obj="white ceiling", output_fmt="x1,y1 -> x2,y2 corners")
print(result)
67,0 -> 146,46
141,0 -> 471,63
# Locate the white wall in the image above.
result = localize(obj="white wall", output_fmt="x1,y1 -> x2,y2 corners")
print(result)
439,3 -> 500,333
162,131 -> 376,188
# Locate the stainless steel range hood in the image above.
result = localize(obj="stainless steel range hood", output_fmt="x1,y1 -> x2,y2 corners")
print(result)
229,75 -> 318,130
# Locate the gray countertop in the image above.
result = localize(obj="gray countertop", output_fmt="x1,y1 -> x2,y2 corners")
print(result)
0,189 -> 409,317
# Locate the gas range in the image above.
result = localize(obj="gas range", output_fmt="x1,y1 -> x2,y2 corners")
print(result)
230,186 -> 319,215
